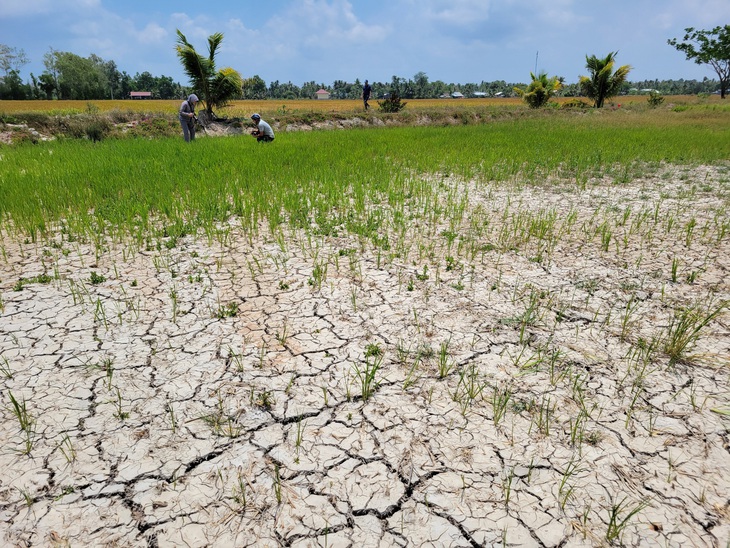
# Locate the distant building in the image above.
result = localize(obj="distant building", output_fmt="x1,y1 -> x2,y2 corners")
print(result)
451,92 -> 464,99
472,91 -> 488,98
130,91 -> 153,99
315,89 -> 331,100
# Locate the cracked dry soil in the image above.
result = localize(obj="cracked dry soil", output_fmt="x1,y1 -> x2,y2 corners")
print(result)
0,166 -> 729,547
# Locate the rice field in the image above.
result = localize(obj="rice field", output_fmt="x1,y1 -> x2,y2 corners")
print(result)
0,105 -> 729,546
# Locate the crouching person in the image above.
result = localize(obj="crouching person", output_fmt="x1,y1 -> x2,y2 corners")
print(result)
250,113 -> 275,142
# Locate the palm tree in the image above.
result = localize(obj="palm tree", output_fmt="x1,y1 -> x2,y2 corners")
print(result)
579,52 -> 631,108
514,71 -> 562,108
175,30 -> 243,118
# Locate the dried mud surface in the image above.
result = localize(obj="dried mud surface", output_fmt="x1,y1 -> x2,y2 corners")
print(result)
1,166 -> 729,547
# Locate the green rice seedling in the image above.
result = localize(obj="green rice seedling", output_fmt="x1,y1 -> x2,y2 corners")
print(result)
227,346 -> 245,373
684,217 -> 697,247
663,299 -> 727,366
294,416 -> 306,460
308,259 -> 327,289
276,321 -> 289,346
569,408 -> 589,447
353,352 -> 383,402
58,434 -> 77,463
17,487 -> 35,507
102,357 -> 114,390
558,456 -> 583,506
201,393 -> 242,436
453,364 -> 486,415
0,356 -> 12,379
112,388 -> 129,420
8,391 -> 33,433
490,384 -> 512,426
284,375 -> 295,395
599,222 -> 612,252
671,257 -> 680,282
256,341 -> 268,369
232,468 -> 248,510
604,495 -> 650,544
402,352 -> 421,390
437,339 -> 454,379
273,463 -> 282,504
619,295 -> 640,342
624,381 -> 644,428
350,285 -> 358,311
93,298 -> 108,329
529,395 -> 555,437
169,286 -> 179,323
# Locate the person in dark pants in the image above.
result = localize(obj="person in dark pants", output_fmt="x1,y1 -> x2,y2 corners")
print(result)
362,80 -> 372,110
179,94 -> 199,142
250,113 -> 275,142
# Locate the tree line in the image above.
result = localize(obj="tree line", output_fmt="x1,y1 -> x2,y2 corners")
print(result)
0,43 -> 723,102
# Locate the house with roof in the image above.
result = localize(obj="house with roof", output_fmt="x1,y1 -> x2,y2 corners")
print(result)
130,91 -> 152,99
315,89 -> 331,100
451,91 -> 464,99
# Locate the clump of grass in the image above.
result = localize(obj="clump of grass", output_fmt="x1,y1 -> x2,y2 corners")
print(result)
353,352 -> 384,402
7,391 -> 35,455
605,495 -> 650,544
214,302 -> 239,319
13,273 -> 53,291
663,300 -> 727,365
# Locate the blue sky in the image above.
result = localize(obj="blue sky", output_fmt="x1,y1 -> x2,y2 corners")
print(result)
1,0 -> 728,86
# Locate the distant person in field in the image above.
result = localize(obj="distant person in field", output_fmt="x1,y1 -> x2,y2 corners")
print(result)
179,94 -> 199,142
362,80 -> 372,110
250,113 -> 275,142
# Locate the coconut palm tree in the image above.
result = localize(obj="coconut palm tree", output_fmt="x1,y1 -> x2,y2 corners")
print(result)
514,71 -> 562,108
579,52 -> 631,108
175,30 -> 243,118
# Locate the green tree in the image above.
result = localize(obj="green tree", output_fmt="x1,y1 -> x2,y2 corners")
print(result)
514,71 -> 562,108
53,52 -> 107,99
579,52 -> 631,108
241,75 -> 267,99
668,25 -> 730,99
413,71 -> 430,98
0,44 -> 29,77
175,29 -> 243,117
0,69 -> 29,99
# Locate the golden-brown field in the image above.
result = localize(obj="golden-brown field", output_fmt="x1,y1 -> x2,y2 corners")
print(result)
0,94 -> 721,118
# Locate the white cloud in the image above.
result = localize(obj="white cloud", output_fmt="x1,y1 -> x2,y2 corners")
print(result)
420,0 -> 492,26
136,23 -> 169,45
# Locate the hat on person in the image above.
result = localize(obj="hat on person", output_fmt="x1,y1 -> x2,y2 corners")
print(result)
188,94 -> 199,102
251,113 -> 261,120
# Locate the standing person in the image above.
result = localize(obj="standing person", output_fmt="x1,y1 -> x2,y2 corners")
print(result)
250,113 -> 275,142
362,80 -> 372,110
179,94 -> 199,142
